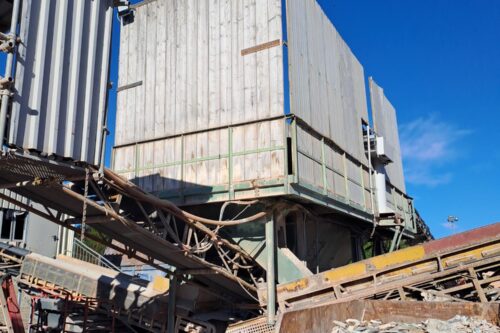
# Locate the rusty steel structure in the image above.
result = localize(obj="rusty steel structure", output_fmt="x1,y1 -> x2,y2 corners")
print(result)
0,151 -> 498,332
228,223 -> 500,332
0,151 -> 267,306
0,242 -> 219,332
0,2 -> 497,333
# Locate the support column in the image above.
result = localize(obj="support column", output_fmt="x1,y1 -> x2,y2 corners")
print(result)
266,213 -> 276,325
374,163 -> 388,214
167,274 -> 178,333
389,226 -> 401,252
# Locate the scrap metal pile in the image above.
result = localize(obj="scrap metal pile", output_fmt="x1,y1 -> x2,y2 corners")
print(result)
329,316 -> 500,333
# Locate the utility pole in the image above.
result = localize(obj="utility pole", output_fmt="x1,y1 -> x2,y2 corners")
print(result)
447,216 -> 459,235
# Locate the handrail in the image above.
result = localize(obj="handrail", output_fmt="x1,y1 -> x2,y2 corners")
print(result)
72,238 -> 122,272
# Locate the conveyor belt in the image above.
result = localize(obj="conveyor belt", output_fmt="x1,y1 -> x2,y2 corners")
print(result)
0,152 -> 262,306
263,223 -> 500,307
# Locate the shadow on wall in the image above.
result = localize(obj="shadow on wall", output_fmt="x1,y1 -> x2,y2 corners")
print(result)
95,272 -> 170,330
94,271 -> 230,331
128,172 -> 221,206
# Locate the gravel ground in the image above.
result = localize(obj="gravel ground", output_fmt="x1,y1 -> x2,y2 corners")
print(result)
330,315 -> 499,333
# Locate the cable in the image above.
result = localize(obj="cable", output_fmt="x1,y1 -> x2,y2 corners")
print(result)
104,170 -> 267,226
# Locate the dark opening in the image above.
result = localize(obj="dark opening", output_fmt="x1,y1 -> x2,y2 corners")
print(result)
287,137 -> 293,175
285,214 -> 297,253
14,215 -> 25,240
1,213 -> 11,239
277,226 -> 286,248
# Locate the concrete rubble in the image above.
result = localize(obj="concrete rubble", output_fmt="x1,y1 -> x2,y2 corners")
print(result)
330,315 -> 499,333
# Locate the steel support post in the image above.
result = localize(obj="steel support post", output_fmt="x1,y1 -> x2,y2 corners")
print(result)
389,226 -> 401,252
266,213 -> 276,324
167,274 -> 178,333
0,0 -> 21,146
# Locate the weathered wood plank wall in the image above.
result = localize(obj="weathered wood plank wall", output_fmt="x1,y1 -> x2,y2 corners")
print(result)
369,78 -> 406,193
113,0 -> 410,216
113,118 -> 286,203
286,0 -> 368,165
115,0 -> 284,146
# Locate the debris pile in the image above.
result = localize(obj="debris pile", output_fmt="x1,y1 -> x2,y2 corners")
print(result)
330,316 -> 499,333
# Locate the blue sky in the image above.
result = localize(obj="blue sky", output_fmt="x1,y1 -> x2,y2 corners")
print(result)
314,0 -> 500,237
107,0 -> 500,238
3,1 -> 499,239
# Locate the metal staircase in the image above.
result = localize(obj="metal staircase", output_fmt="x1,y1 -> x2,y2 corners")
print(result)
71,238 -> 121,272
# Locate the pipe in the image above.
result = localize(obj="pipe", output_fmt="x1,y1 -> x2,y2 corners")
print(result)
0,0 -> 21,147
366,125 -> 377,238
60,184 -> 258,292
266,213 -> 276,324
395,225 -> 405,250
389,226 -> 401,252
0,41 -> 14,53
374,162 -> 389,214
74,179 -> 257,262
219,200 -> 259,221
105,169 -> 267,226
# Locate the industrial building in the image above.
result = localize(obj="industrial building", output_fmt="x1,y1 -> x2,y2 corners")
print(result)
0,0 -> 496,332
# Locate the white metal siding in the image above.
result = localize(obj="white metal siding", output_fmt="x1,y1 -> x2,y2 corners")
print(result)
8,0 -> 113,165
286,0 -> 368,165
369,78 -> 406,192
115,0 -> 284,147
0,189 -> 28,211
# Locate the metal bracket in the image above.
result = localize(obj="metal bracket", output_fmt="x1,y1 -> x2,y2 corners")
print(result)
0,32 -> 16,53
0,76 -> 13,90
0,89 -> 12,97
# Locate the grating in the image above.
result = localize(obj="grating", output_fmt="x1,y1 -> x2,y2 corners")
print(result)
226,317 -> 275,333
0,153 -> 85,182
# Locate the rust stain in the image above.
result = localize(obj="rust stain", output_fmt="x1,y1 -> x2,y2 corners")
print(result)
424,222 -> 500,254
443,243 -> 500,267
278,278 -> 309,293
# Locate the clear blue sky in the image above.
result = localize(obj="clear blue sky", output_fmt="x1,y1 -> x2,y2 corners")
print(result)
3,1 -> 499,239
313,0 -> 500,238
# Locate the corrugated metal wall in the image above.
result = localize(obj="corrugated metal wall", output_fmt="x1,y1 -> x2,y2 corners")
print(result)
369,78 -> 406,192
115,0 -> 284,147
285,0 -> 369,165
8,0 -> 114,165
0,189 -> 28,211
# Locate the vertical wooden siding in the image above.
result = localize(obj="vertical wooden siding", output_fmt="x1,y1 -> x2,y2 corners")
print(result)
369,78 -> 406,193
113,118 -> 286,202
286,0 -> 368,165
115,0 -> 284,147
